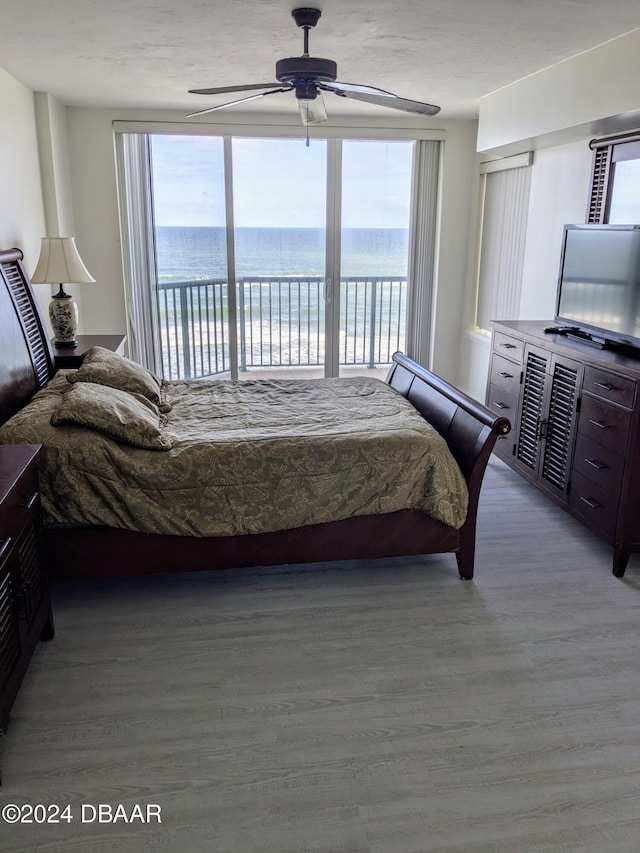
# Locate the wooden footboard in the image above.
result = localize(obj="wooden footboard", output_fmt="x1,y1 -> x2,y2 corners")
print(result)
386,352 -> 511,579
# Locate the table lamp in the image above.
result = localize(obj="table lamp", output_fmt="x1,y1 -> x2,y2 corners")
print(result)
30,237 -> 95,348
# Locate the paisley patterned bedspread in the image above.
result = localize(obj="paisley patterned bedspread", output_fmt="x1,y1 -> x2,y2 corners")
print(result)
0,372 -> 468,535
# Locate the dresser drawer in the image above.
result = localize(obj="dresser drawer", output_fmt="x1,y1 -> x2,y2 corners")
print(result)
583,365 -> 636,409
578,395 -> 631,453
573,432 -> 625,494
0,467 -> 39,540
488,354 -> 521,395
493,331 -> 524,363
486,384 -> 518,422
569,471 -> 619,536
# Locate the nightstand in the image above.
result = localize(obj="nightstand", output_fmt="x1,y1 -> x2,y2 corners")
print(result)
51,334 -> 127,369
0,445 -> 54,733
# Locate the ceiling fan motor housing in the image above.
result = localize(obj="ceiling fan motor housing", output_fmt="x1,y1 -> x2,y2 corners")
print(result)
275,56 -> 338,86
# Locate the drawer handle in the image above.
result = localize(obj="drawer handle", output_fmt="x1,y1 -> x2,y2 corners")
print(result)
497,371 -> 513,379
580,496 -> 601,510
499,342 -> 516,350
20,492 -> 38,510
588,419 -> 610,430
492,401 -> 509,410
595,382 -> 614,392
585,458 -> 605,471
0,537 -> 12,562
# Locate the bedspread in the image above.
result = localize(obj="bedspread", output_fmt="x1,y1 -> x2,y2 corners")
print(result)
0,372 -> 468,535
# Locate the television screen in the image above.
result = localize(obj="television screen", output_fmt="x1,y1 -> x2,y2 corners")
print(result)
555,224 -> 640,347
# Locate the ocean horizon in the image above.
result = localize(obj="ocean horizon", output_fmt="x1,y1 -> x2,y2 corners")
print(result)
155,225 -> 409,282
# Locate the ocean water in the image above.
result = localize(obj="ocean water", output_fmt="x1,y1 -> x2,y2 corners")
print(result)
155,226 -> 409,281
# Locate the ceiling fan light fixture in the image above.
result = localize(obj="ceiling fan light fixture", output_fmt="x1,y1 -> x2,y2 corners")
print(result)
298,90 -> 328,125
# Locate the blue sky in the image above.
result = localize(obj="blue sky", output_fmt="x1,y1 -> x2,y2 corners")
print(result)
150,135 -> 413,229
608,160 -> 640,224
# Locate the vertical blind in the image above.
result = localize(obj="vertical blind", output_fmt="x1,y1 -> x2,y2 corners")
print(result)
115,133 -> 163,373
406,139 -> 441,367
475,160 -> 531,331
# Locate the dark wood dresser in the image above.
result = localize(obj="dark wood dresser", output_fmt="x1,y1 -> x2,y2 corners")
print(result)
486,320 -> 640,576
0,444 -> 54,733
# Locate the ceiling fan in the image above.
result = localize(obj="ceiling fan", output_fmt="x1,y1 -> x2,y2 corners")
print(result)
187,7 -> 440,125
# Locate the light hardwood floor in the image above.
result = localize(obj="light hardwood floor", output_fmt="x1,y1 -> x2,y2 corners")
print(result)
2,457 -> 640,852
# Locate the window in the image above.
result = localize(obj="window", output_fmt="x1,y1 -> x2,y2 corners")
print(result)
474,154 -> 532,332
116,129 -> 441,380
588,133 -> 640,224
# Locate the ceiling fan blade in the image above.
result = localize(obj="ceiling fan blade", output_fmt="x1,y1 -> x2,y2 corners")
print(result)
187,87 -> 293,118
321,80 -> 401,98
189,83 -> 279,95
298,91 -> 328,125
322,82 -> 440,117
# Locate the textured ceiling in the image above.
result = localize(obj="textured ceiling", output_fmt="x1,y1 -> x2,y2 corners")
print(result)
0,0 -> 638,120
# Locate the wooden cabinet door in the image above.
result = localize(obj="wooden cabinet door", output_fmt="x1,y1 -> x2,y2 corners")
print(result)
539,354 -> 582,496
513,344 -> 550,480
0,547 -> 24,727
513,344 -> 581,499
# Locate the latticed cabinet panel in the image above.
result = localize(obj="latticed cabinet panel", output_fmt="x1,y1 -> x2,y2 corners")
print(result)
0,553 -> 23,700
0,445 -> 54,733
15,521 -> 45,629
514,346 -> 549,477
541,359 -> 581,494
513,345 -> 581,498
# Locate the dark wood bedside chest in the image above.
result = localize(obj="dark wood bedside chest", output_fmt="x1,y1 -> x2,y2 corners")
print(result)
0,444 -> 55,733
51,334 -> 126,370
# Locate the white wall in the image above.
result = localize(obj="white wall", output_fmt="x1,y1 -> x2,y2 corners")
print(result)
518,142 -> 592,320
477,28 -> 640,155
0,69 -> 47,316
66,109 -> 126,336
34,92 -> 87,327
430,121 -> 479,378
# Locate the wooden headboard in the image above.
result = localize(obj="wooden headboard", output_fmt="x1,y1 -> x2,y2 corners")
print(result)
0,248 -> 55,425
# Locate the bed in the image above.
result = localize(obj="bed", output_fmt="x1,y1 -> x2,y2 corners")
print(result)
0,247 -> 510,581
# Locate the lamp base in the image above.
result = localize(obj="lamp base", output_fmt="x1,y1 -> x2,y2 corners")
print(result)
49,293 -> 79,348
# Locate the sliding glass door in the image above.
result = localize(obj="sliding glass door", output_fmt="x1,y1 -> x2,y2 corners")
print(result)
339,140 -> 413,378
232,137 -> 327,379
124,132 -> 434,381
150,135 -> 230,380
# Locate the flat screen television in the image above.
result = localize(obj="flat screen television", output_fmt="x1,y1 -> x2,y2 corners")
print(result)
555,223 -> 640,349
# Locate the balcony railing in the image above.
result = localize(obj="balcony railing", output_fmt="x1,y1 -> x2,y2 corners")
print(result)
157,275 -> 407,380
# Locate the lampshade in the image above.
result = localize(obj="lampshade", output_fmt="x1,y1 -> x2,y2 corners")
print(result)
31,237 -> 95,349
30,237 -> 95,285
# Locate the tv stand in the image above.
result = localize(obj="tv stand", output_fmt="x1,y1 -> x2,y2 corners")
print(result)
486,320 -> 640,577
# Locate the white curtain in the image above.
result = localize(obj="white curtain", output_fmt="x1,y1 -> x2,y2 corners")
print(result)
114,133 -> 162,374
475,161 -> 532,331
405,139 -> 441,369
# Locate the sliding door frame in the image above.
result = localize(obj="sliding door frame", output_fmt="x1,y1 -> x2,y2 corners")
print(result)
324,138 -> 342,377
115,120 -> 444,378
